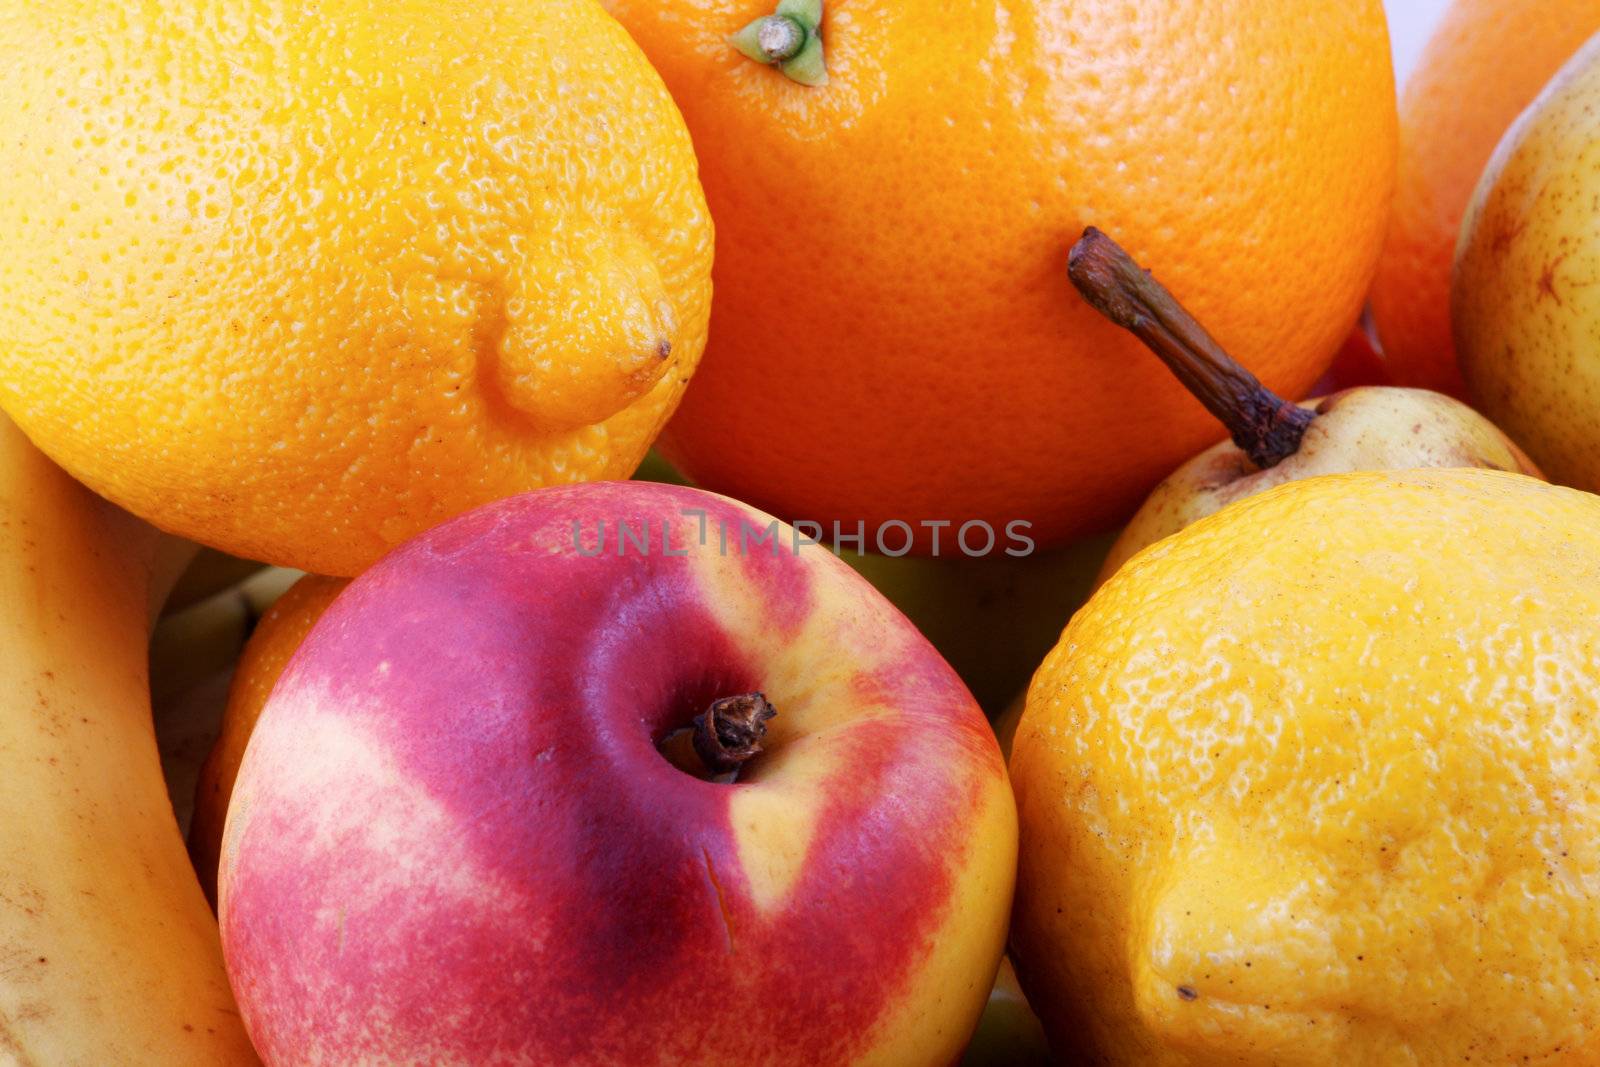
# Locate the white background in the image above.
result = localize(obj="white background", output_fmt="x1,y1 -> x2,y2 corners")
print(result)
1386,0 -> 1452,87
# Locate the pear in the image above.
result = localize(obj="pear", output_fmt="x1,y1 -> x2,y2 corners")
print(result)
1455,35 -> 1600,492
1069,228 -> 1541,582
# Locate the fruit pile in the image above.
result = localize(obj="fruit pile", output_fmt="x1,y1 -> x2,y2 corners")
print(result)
3,1 -> 1600,1064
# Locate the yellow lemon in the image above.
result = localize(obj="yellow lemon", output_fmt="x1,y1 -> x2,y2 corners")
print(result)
0,1 -> 712,575
1013,468 -> 1600,1064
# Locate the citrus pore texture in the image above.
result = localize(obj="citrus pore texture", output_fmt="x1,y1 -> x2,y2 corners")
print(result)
605,0 -> 1397,549
1012,468 -> 1600,1063
0,1 -> 712,575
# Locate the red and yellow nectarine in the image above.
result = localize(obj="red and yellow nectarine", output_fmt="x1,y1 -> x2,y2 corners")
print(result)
219,482 -> 1016,1066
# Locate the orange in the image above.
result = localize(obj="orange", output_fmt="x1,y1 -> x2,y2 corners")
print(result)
604,0 -> 1397,549
0,1 -> 712,576
1369,0 -> 1600,397
189,573 -> 347,903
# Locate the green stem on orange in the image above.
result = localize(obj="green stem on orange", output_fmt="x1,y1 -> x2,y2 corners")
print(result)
1066,227 -> 1314,470
731,0 -> 828,86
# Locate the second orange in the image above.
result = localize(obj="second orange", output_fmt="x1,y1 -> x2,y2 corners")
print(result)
606,0 -> 1398,548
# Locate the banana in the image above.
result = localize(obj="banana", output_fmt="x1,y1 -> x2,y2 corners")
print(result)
0,415 -> 257,1064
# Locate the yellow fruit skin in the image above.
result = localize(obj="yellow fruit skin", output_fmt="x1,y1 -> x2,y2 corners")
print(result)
1456,35 -> 1600,495
0,0 -> 712,577
1012,468 -> 1600,1064
0,416 -> 256,1064
1097,386 -> 1542,581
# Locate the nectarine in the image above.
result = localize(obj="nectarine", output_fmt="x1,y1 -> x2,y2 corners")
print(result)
219,482 -> 1017,1066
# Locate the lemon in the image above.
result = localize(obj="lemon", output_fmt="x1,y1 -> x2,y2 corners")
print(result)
1013,468 -> 1600,1064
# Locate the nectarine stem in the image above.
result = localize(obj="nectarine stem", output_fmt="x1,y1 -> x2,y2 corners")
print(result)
1067,227 -> 1314,469
693,692 -> 777,776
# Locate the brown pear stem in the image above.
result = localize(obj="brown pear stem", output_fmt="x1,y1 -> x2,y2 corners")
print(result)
1067,227 -> 1313,469
692,692 -> 777,776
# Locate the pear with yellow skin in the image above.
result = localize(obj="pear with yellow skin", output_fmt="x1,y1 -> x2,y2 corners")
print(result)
1455,36 -> 1600,492
1069,229 -> 1542,583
